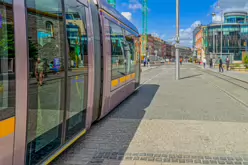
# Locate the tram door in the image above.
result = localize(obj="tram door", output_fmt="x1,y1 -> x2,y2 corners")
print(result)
25,0 -> 89,164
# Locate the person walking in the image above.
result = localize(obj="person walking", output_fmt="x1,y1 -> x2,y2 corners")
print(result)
226,57 -> 230,71
209,58 -> 213,68
219,57 -> 224,73
143,58 -> 146,67
203,58 -> 206,69
147,58 -> 150,67
180,58 -> 183,65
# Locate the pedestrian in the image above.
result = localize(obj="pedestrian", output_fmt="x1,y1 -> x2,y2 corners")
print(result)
210,58 -> 213,68
143,58 -> 146,67
203,58 -> 206,69
147,58 -> 150,67
226,56 -> 230,71
219,57 -> 224,73
180,58 -> 183,65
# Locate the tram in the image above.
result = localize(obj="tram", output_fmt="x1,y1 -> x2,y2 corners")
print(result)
0,0 -> 141,164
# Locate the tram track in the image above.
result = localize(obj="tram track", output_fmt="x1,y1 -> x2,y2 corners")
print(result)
199,69 -> 248,91
197,67 -> 248,108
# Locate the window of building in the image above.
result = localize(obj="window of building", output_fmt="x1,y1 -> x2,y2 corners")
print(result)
109,21 -> 125,80
45,21 -> 54,37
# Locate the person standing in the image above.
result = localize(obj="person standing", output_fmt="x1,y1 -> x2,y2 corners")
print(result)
219,57 -> 224,73
203,58 -> 206,68
226,57 -> 230,71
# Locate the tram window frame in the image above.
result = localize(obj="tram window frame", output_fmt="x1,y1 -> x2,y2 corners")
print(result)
64,0 -> 88,141
109,21 -> 126,80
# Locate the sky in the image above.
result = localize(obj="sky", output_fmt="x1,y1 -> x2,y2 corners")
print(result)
116,0 -> 248,47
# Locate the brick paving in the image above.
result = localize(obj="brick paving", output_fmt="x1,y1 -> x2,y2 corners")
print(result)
52,64 -> 248,165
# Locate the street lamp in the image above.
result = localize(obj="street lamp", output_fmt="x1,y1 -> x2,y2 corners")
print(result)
212,6 -> 223,60
175,0 -> 180,80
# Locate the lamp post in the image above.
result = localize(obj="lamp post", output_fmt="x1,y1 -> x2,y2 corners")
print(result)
175,0 -> 180,80
212,5 -> 223,60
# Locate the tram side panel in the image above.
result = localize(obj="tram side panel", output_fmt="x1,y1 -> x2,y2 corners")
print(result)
98,11 -> 137,119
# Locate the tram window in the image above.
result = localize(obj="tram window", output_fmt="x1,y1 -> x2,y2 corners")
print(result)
125,30 -> 136,74
109,21 -> 125,80
64,0 -> 88,141
26,0 -> 65,164
0,0 -> 15,122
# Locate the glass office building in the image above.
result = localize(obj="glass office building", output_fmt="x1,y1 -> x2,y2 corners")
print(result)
204,11 -> 248,62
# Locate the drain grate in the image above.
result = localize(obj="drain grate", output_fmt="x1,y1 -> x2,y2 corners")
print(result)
90,152 -> 248,164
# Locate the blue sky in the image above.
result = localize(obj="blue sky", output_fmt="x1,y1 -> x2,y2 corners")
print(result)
116,0 -> 248,47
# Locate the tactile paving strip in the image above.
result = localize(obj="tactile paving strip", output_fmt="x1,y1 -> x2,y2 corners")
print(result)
88,152 -> 248,165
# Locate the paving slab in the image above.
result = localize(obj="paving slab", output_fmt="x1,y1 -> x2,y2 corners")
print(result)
52,64 -> 248,165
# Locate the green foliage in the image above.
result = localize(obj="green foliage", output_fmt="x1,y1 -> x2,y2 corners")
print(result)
188,58 -> 193,63
0,24 -> 15,58
244,55 -> 248,68
0,23 -> 38,59
69,51 -> 76,61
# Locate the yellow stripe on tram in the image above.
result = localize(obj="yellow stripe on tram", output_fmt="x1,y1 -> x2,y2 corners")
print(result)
131,73 -> 136,79
0,117 -> 15,138
111,79 -> 119,87
45,129 -> 86,165
120,77 -> 126,83
126,75 -> 131,81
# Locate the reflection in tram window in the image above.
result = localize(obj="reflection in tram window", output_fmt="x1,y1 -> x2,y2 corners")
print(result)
0,0 -> 15,121
125,31 -> 136,74
26,0 -> 65,164
65,0 -> 88,140
109,21 -> 126,80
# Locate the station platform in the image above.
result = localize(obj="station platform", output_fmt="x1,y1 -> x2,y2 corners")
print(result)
52,64 -> 248,165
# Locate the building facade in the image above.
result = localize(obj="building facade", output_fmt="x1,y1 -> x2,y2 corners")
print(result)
195,26 -> 207,61
203,11 -> 248,63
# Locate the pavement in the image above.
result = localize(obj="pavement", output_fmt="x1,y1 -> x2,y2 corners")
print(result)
52,64 -> 248,165
196,64 -> 248,82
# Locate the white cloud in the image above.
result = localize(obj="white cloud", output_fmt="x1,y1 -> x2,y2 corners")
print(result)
127,0 -> 149,11
170,21 -> 201,47
129,3 -> 142,10
151,32 -> 160,38
211,0 -> 248,23
121,12 -> 132,21
151,32 -> 166,40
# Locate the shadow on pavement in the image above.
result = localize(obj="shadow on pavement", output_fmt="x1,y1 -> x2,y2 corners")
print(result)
51,84 -> 159,165
180,74 -> 202,80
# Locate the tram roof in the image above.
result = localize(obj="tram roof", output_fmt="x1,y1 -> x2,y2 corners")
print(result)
97,0 -> 139,34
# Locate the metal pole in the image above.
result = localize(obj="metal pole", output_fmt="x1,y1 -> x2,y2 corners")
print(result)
221,10 -> 223,60
176,0 -> 180,80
